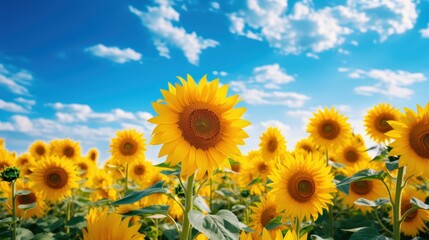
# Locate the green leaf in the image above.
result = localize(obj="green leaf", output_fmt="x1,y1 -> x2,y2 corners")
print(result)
349,227 -> 391,240
113,180 -> 168,205
16,227 -> 34,240
33,233 -> 54,240
0,217 -> 13,225
310,235 -> 331,240
366,146 -> 378,152
194,195 -> 211,213
161,168 -> 181,176
264,216 -> 283,230
15,190 -> 31,196
66,216 -> 86,228
328,160 -> 345,169
340,215 -> 373,230
238,222 -> 254,233
336,169 -> 386,195
354,198 -> 390,207
371,155 -> 386,162
0,197 -> 8,203
122,205 -> 170,216
18,202 -> 36,210
231,204 -> 246,213
189,210 -> 240,240
146,214 -> 167,219
385,161 -> 398,171
246,178 -> 262,187
410,197 -> 429,210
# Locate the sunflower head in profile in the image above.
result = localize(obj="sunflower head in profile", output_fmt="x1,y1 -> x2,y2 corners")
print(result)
50,139 -> 81,161
6,179 -> 47,218
294,138 -> 317,155
87,148 -> 99,163
335,136 -> 370,168
16,153 -> 36,177
110,129 -> 146,164
307,107 -> 352,150
387,103 -> 429,177
29,155 -> 80,202
269,152 -> 336,221
249,196 -> 285,239
0,148 -> 14,171
129,159 -> 154,188
82,208 -> 145,240
29,140 -> 49,161
149,75 -> 250,180
259,127 -> 286,161
364,103 -> 401,144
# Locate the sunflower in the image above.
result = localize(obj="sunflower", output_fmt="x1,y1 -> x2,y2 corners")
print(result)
87,148 -> 99,163
129,159 -> 154,188
149,75 -> 250,180
82,208 -> 145,240
239,229 -> 306,240
0,138 -> 4,147
386,103 -> 429,177
7,179 -> 47,218
29,140 -> 49,160
246,150 -> 273,184
103,157 -> 126,181
0,148 -> 14,171
269,152 -> 336,221
16,153 -> 36,177
294,138 -> 317,155
389,187 -> 429,237
75,157 -> 96,179
110,129 -> 146,165
29,155 -> 79,202
340,162 -> 388,213
335,137 -> 370,168
259,127 -> 286,161
50,139 -> 81,161
249,196 -> 285,239
307,107 -> 352,150
116,203 -> 142,224
364,103 -> 401,144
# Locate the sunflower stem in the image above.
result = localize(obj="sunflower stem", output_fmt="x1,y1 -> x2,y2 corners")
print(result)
155,218 -> 159,240
66,201 -> 71,234
124,163 -> 129,193
295,217 -> 300,238
374,207 -> 393,236
209,178 -> 213,212
11,179 -> 16,240
325,148 -> 334,239
180,173 -> 195,240
393,166 -> 405,240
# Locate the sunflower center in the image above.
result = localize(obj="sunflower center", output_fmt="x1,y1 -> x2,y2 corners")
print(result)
63,146 -> 75,158
350,180 -> 372,195
120,141 -> 137,156
17,192 -> 36,205
302,145 -> 312,152
134,165 -> 145,175
179,105 -> 222,150
258,163 -> 268,174
44,167 -> 68,189
20,158 -> 28,165
401,203 -> 417,222
78,163 -> 88,171
90,152 -> 96,161
267,138 -> 278,153
288,173 -> 316,202
231,163 -> 240,173
409,122 -> 429,158
345,149 -> 359,163
261,206 -> 277,227
36,146 -> 45,156
375,115 -> 394,133
318,121 -> 340,140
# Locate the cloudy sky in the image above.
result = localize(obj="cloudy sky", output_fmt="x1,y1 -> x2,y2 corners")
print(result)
1,0 -> 429,164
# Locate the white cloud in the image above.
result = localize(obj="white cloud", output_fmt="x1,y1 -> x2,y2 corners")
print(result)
15,97 -> 36,106
85,44 -> 142,63
210,2 -> 220,10
260,120 -> 290,137
252,64 -> 294,89
351,40 -> 359,46
340,68 -> 426,98
130,1 -> 219,65
0,99 -> 28,113
0,121 -> 14,131
420,23 -> 429,38
0,63 -> 33,96
306,53 -> 319,59
212,70 -> 228,76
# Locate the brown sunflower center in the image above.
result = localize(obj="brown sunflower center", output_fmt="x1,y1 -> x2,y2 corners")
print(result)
178,105 -> 222,150
20,158 -> 29,165
350,180 -> 372,195
288,173 -> 316,202
344,149 -> 359,163
17,192 -> 36,205
78,163 -> 88,171
302,144 -> 312,152
375,114 -> 394,133
44,167 -> 68,189
90,152 -> 96,161
120,141 -> 137,156
231,163 -> 240,173
258,163 -> 268,174
267,138 -> 278,153
63,146 -> 75,158
401,203 -> 417,222
261,206 -> 277,227
134,165 -> 145,175
318,120 -> 340,140
409,122 -> 429,158
0,162 -> 10,170
36,146 -> 45,156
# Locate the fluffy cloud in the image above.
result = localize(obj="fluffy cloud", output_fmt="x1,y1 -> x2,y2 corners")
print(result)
85,44 -> 142,63
228,0 -> 418,55
0,63 -> 33,95
0,99 -> 28,113
420,23 -> 429,38
252,64 -> 294,89
212,70 -> 228,76
340,68 -> 426,98
130,0 -> 218,65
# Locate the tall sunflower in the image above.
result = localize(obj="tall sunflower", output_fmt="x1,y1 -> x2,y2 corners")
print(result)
50,139 -> 81,161
364,103 -> 401,144
149,75 -> 250,179
249,196 -> 285,239
7,179 -> 47,218
110,129 -> 146,164
259,127 -> 287,161
87,148 -> 99,163
29,140 -> 49,161
82,208 -> 145,240
269,152 -> 336,221
307,107 -> 352,150
29,155 -> 79,202
386,103 -> 429,177
335,137 -> 370,168
129,159 -> 154,188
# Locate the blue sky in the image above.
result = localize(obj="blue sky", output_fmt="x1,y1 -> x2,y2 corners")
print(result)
1,0 -> 429,164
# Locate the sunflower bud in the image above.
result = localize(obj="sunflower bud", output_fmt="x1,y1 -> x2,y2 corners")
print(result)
0,166 -> 20,182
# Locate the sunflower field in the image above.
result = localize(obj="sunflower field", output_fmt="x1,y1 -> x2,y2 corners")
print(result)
1,75 -> 429,240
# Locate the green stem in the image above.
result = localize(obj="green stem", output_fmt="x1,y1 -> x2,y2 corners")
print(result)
124,163 -> 129,193
325,148 -> 334,239
295,217 -> 300,238
400,206 -> 417,224
66,201 -> 71,234
180,174 -> 195,240
393,166 -> 405,240
11,180 -> 16,240
375,208 -> 393,236
209,178 -> 213,212
155,218 -> 159,240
